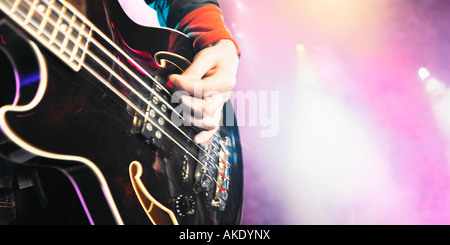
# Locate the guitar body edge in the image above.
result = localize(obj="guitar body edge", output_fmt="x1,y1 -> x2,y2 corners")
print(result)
0,0 -> 244,225
0,30 -> 123,225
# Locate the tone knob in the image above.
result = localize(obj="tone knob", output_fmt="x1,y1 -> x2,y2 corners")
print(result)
174,195 -> 195,217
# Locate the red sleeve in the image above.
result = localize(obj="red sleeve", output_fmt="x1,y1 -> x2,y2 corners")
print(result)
176,4 -> 241,57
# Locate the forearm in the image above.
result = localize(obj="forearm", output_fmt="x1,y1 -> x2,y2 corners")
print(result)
176,4 -> 240,56
145,0 -> 240,56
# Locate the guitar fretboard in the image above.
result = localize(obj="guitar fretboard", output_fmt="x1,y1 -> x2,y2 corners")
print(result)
0,0 -> 92,71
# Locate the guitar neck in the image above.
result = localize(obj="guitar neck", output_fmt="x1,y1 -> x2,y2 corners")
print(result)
0,0 -> 186,155
0,0 -> 92,71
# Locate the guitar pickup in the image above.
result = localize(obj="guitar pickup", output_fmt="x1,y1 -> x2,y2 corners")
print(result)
130,83 -> 170,149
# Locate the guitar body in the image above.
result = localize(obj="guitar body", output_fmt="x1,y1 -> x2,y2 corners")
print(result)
0,0 -> 243,225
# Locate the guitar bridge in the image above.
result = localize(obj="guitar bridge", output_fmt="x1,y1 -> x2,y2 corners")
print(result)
195,133 -> 232,211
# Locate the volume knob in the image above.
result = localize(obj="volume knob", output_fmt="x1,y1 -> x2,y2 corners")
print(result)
174,195 -> 195,217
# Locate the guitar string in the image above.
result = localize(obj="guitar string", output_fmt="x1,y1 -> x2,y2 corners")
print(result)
36,0 -> 197,144
22,0 -> 219,157
38,0 -> 225,161
49,0 -> 223,153
5,0 -> 228,185
4,0 -> 228,183
45,0 -> 227,175
44,0 -> 228,178
8,0 -> 188,145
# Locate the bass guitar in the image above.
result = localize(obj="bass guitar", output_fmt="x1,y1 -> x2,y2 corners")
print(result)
0,0 -> 243,225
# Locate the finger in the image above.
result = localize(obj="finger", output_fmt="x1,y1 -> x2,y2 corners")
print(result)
187,104 -> 223,130
188,113 -> 219,131
170,69 -> 235,97
179,95 -> 204,118
183,49 -> 217,79
194,128 -> 219,144
180,92 -> 230,119
168,49 -> 216,91
193,109 -> 222,144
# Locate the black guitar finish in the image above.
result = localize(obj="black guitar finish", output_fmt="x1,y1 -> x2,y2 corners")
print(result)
0,0 -> 243,225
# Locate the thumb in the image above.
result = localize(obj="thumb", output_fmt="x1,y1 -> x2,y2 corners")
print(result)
168,73 -> 197,95
169,50 -> 216,93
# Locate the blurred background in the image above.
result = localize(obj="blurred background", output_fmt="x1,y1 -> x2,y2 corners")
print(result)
124,0 -> 450,224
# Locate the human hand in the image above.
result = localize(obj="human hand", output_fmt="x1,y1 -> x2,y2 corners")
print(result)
169,39 -> 239,144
